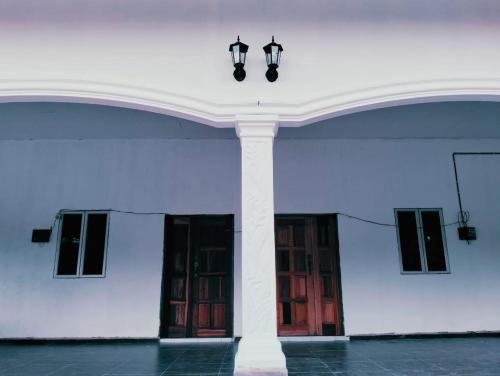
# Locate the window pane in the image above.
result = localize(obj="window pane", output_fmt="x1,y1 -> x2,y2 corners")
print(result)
421,211 -> 447,272
397,211 -> 422,272
57,214 -> 82,275
82,213 -> 108,275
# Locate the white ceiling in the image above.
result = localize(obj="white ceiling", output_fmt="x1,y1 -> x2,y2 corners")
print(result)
1,1 -> 500,128
0,0 -> 499,25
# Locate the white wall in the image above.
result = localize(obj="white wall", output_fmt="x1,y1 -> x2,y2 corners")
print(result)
274,139 -> 500,335
0,117 -> 241,337
1,102 -> 500,338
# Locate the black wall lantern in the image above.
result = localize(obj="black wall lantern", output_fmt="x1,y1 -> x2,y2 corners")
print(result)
263,36 -> 283,82
229,36 -> 249,82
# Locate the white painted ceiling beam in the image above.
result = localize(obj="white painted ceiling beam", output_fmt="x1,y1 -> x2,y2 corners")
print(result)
0,1 -> 499,127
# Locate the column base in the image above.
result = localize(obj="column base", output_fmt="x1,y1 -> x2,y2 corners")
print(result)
234,337 -> 288,376
234,369 -> 287,376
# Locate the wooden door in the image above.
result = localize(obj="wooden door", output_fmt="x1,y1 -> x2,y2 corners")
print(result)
190,216 -> 232,337
275,215 -> 343,336
160,215 -> 233,338
275,217 -> 316,335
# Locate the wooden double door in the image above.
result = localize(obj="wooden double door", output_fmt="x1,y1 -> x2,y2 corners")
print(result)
160,215 -> 233,338
275,215 -> 343,336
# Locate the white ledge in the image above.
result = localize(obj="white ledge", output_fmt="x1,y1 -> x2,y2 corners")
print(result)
1,78 -> 500,128
279,336 -> 350,342
159,338 -> 234,344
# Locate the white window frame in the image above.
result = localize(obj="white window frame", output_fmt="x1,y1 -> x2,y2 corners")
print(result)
54,210 -> 110,278
394,208 -> 450,274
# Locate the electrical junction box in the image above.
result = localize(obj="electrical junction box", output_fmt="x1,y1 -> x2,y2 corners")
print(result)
32,229 -> 52,243
458,226 -> 476,241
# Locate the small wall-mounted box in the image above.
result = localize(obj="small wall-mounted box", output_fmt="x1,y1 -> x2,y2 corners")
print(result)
458,226 -> 476,241
32,229 -> 52,243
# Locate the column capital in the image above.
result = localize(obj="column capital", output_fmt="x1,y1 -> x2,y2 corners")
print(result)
235,114 -> 279,138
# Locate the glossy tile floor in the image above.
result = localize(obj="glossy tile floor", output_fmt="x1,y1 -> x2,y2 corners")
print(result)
1,338 -> 500,375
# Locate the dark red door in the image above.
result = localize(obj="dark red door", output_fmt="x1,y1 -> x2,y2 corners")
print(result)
161,215 -> 233,338
275,215 -> 343,336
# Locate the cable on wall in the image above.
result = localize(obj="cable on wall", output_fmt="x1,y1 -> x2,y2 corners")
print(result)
452,152 -> 500,223
49,208 -> 168,232
452,152 -> 500,242
33,153 -> 498,243
337,212 -> 459,228
47,209 -> 460,233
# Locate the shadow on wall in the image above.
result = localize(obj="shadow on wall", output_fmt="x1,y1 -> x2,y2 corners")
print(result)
0,102 -> 237,140
278,102 -> 500,139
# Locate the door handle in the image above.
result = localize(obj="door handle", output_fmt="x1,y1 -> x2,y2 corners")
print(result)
307,254 -> 313,275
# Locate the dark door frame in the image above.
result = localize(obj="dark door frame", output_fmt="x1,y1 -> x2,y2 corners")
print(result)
275,213 -> 345,336
159,214 -> 234,338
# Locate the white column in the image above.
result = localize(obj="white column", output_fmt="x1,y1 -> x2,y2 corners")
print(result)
234,115 -> 287,376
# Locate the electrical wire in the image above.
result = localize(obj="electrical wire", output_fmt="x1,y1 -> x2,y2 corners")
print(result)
337,212 -> 459,228
50,208 -> 167,231
45,151 -> 497,233
337,212 -> 396,227
48,209 -> 460,231
458,210 -> 470,227
58,208 -> 167,215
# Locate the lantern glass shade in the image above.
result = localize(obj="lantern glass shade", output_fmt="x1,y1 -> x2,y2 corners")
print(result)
229,36 -> 248,81
263,36 -> 283,67
229,37 -> 248,66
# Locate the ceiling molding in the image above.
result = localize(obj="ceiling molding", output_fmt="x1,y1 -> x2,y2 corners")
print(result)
1,78 -> 500,128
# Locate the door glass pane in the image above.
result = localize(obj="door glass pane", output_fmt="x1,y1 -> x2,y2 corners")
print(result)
317,216 -> 330,246
173,252 -> 186,274
282,302 -> 291,325
200,251 -> 209,273
421,211 -> 447,272
171,278 -> 185,300
319,250 -> 333,272
200,222 -> 226,247
57,213 -> 82,275
279,276 -> 290,297
82,213 -> 108,275
322,276 -> 333,297
397,211 -> 423,272
208,276 -> 220,299
293,224 -> 305,247
173,224 -> 188,273
210,251 -> 226,272
294,250 -> 306,272
278,250 -> 289,271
